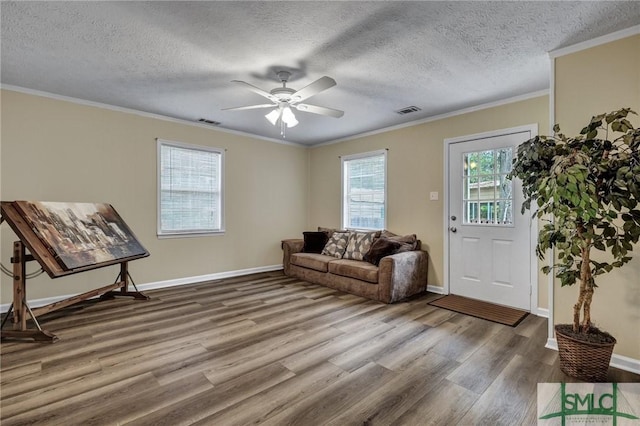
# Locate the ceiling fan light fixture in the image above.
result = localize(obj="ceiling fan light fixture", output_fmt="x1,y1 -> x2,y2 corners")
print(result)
282,106 -> 298,128
265,109 -> 280,126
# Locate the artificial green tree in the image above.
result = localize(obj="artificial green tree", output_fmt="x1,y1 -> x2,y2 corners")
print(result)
509,108 -> 640,340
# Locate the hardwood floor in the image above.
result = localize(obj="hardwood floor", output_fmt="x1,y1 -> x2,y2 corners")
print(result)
1,271 -> 638,425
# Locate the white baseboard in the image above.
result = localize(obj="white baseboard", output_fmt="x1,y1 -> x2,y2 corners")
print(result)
136,264 -> 283,292
534,307 -> 549,318
546,337 -> 640,375
0,294 -> 73,314
610,354 -> 640,375
0,264 -> 283,313
427,285 -> 446,294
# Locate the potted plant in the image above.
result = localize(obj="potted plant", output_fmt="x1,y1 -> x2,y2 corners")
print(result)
509,108 -> 640,381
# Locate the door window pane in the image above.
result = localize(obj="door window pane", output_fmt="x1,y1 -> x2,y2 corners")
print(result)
495,200 -> 513,225
462,147 -> 514,226
465,201 -> 479,224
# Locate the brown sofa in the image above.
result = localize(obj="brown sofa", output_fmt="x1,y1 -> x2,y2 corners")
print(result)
282,237 -> 428,303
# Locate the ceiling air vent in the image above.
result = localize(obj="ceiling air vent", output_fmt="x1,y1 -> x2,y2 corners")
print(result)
396,106 -> 421,115
198,118 -> 221,125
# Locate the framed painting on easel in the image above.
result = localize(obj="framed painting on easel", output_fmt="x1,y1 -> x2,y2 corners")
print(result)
13,201 -> 148,272
1,201 -> 150,342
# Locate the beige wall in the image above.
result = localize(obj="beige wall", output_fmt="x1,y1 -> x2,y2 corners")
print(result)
554,34 -> 640,359
308,95 -> 549,308
0,89 -> 308,303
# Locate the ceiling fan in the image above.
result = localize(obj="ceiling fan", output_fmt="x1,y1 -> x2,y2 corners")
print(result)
222,70 -> 344,137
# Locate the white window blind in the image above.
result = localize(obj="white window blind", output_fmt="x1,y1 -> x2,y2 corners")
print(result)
157,140 -> 224,237
342,150 -> 387,230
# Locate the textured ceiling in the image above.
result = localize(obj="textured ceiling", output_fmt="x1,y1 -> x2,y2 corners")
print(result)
2,2 -> 639,145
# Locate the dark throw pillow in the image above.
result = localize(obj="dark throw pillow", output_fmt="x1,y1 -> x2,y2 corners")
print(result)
302,231 -> 329,253
381,231 -> 419,250
318,226 -> 346,237
363,237 -> 404,266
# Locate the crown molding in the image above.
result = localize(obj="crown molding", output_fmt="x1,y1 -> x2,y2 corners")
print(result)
0,84 -> 306,148
314,89 -> 549,148
2,84 -> 550,150
549,24 -> 640,59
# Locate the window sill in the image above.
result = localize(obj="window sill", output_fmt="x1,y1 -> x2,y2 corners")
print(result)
157,230 -> 226,239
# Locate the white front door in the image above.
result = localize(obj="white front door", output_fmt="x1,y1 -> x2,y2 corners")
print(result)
447,130 -> 533,310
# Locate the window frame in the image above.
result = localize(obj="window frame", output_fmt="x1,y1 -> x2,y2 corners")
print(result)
156,139 -> 225,238
341,149 -> 387,231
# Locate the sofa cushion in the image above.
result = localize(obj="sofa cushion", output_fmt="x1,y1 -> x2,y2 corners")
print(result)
321,232 -> 350,258
302,231 -> 329,253
343,230 -> 381,261
328,259 -> 379,283
290,253 -> 335,272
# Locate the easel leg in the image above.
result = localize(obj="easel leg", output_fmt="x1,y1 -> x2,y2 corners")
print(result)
1,241 -> 58,342
12,241 -> 27,331
101,262 -> 149,300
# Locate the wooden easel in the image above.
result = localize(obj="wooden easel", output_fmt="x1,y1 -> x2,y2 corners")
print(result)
1,201 -> 149,342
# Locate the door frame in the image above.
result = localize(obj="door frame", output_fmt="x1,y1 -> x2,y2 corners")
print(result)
443,124 -> 540,313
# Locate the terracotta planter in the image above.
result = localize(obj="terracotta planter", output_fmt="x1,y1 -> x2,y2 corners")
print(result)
555,324 -> 616,382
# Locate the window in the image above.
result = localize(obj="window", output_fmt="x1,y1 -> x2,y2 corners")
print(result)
157,139 -> 224,237
342,150 -> 387,230
463,147 -> 513,225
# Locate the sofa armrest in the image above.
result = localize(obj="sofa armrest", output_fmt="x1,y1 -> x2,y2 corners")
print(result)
378,250 -> 428,303
282,239 -> 304,275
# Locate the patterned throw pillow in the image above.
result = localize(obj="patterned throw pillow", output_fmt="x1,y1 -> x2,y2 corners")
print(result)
343,230 -> 381,261
321,232 -> 351,258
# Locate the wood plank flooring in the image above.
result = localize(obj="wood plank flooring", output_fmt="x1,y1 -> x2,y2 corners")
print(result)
1,271 -> 638,425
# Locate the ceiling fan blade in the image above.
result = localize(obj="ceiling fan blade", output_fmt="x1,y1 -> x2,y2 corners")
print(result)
295,103 -> 344,118
289,76 -> 336,103
231,80 -> 277,102
222,104 -> 275,111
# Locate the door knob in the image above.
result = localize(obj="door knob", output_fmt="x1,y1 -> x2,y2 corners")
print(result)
450,227 -> 457,233
450,216 -> 457,221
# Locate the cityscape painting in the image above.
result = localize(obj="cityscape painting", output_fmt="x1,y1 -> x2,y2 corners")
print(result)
14,201 -> 148,270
